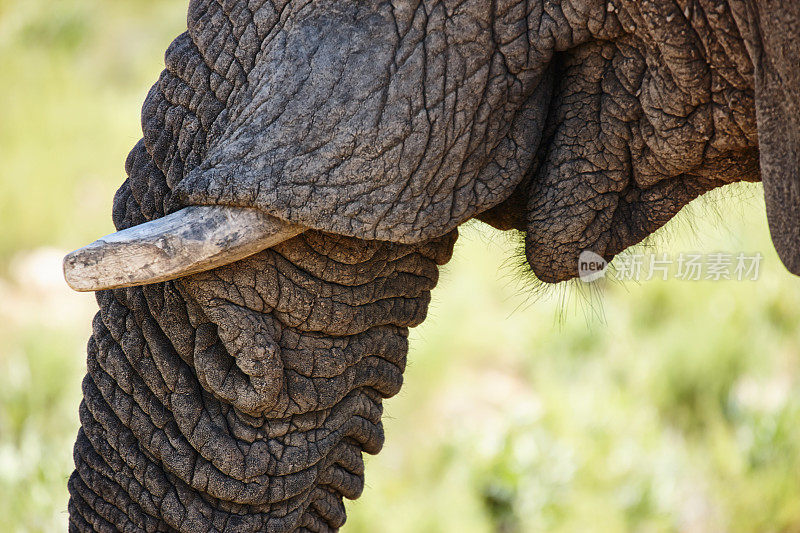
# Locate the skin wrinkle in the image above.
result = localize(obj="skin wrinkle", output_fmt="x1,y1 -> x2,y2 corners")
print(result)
70,0 -> 788,530
86,310 -> 384,504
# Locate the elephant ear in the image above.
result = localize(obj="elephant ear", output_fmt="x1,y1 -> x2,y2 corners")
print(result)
748,0 -> 800,275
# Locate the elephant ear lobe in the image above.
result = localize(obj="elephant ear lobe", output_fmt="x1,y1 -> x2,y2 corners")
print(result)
752,2 -> 800,276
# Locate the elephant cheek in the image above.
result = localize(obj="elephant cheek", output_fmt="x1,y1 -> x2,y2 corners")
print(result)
521,17 -> 762,283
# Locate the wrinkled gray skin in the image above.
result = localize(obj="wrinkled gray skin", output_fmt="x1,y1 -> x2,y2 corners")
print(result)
69,1 -> 799,531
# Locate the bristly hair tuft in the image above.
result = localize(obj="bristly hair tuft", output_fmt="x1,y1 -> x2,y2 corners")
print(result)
484,181 -> 762,328
493,226 -> 608,328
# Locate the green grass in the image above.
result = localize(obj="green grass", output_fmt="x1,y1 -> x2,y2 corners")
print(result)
0,0 -> 187,266
1,2 -> 799,531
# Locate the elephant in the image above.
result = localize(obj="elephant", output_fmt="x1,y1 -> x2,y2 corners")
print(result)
64,0 -> 799,531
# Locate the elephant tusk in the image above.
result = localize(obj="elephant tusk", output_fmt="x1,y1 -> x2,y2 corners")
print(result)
63,206 -> 305,292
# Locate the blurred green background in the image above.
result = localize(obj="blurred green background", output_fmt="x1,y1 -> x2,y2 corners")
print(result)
1,1 -> 798,531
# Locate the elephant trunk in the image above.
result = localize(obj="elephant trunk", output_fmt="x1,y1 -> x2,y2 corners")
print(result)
68,218 -> 455,531
65,4 -> 456,525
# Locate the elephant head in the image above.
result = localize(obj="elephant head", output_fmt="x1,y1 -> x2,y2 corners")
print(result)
65,1 -> 799,531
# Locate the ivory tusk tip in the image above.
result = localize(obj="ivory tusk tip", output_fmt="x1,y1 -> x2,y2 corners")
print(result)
62,206 -> 304,292
63,243 -> 106,292
63,251 -> 86,292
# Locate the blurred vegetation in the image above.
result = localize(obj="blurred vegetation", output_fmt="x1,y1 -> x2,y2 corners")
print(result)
0,0 -> 187,266
1,1 -> 799,532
